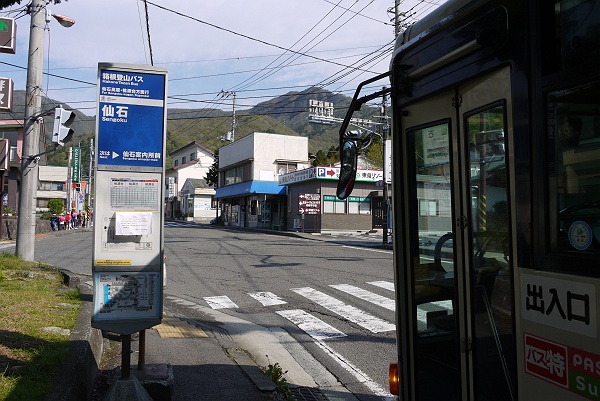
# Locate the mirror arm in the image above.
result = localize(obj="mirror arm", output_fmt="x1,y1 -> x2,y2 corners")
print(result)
338,71 -> 392,143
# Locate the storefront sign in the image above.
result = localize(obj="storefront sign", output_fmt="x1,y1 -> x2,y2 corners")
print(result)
298,193 -> 321,215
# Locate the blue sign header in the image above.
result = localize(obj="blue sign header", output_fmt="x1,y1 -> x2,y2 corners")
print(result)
97,66 -> 167,169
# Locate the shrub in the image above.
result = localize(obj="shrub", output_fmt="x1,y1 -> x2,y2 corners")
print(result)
47,199 -> 65,215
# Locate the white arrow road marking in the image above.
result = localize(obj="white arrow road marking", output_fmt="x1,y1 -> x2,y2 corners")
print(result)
203,295 -> 238,309
330,284 -> 395,311
277,309 -> 347,340
248,291 -> 287,306
291,287 -> 395,333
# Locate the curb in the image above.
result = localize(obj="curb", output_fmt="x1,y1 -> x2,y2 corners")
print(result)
45,269 -> 103,401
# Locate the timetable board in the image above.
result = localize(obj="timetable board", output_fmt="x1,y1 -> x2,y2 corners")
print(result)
92,170 -> 162,270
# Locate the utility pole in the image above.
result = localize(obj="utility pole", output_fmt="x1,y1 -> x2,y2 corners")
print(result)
16,0 -> 45,261
221,90 -> 237,142
395,0 -> 402,36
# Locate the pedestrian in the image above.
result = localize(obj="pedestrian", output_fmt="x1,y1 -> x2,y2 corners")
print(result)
163,255 -> 167,289
59,213 -> 65,230
71,209 -> 78,229
50,214 -> 58,231
81,211 -> 86,228
65,212 -> 71,230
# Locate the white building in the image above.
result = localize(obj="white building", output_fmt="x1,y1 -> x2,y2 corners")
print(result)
165,141 -> 215,221
215,132 -> 310,229
37,165 -> 67,211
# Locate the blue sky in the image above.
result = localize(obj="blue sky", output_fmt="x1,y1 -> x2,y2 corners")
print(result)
1,0 -> 443,116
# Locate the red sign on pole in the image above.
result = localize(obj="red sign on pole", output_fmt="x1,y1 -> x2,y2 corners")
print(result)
0,77 -> 13,112
298,193 -> 321,215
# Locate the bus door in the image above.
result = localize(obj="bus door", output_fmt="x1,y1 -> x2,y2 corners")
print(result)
400,67 -> 516,401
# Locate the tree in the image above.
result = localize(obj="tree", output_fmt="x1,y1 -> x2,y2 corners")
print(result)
364,137 -> 384,169
1,0 -> 65,9
47,199 -> 65,215
205,148 -> 219,187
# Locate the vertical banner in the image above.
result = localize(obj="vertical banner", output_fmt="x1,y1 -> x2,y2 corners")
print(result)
72,146 -> 81,182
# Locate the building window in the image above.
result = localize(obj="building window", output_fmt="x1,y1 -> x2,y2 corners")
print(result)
348,196 -> 371,214
182,156 -> 186,164
174,159 -> 179,167
224,166 -> 244,186
323,195 -> 346,214
39,181 -> 65,191
190,152 -> 197,161
277,162 -> 297,175
419,199 -> 438,216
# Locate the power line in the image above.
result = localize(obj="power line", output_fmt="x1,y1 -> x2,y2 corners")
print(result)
144,1 -> 380,74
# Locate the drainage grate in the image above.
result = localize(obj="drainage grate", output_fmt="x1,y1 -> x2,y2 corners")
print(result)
290,387 -> 329,401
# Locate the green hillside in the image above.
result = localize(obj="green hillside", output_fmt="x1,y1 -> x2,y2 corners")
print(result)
0,86 -> 382,174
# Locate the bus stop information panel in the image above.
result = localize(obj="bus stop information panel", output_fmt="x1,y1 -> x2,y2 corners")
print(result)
92,63 -> 167,334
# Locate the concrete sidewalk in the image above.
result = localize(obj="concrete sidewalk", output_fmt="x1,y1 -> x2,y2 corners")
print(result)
56,271 -> 303,401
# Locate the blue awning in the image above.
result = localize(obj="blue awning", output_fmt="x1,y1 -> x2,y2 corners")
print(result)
214,181 -> 286,199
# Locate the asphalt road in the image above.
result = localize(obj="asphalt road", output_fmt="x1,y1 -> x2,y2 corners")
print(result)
22,223 -> 397,401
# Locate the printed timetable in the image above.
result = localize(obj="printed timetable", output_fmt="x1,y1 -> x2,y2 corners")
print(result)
110,178 -> 160,211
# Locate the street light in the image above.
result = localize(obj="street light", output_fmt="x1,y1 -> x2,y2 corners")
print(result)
16,0 -> 75,261
52,14 -> 75,28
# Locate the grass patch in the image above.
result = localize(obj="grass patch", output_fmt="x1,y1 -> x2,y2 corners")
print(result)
0,253 -> 82,401
263,355 -> 293,400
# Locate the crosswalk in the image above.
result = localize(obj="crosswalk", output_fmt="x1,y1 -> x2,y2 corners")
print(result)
164,221 -> 198,228
165,280 -> 451,401
167,280 -> 453,341
167,281 -> 452,341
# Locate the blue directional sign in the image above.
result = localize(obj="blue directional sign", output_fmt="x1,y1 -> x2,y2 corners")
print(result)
97,65 -> 167,169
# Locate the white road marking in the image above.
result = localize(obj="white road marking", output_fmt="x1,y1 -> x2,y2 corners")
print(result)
291,287 -> 395,333
330,284 -> 395,311
367,281 -> 395,292
203,296 -> 238,309
277,309 -> 347,340
313,339 -> 395,400
248,291 -> 287,306
342,245 -> 393,254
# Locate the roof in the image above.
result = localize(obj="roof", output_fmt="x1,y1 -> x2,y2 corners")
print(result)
214,180 -> 286,199
169,141 -> 214,157
187,178 -> 211,189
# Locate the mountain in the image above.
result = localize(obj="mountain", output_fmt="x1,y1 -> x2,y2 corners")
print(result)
0,87 -> 381,169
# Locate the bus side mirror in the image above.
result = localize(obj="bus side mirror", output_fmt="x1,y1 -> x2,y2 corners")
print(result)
336,138 -> 358,200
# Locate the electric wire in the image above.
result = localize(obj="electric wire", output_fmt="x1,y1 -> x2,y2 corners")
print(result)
136,0 -> 149,64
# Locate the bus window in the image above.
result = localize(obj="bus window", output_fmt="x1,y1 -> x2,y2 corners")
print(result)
549,81 -> 600,255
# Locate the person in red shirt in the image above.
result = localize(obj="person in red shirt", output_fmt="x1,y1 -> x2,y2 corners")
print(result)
65,212 -> 71,230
